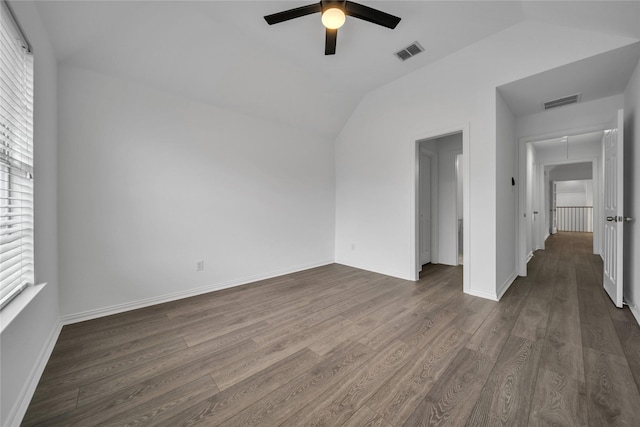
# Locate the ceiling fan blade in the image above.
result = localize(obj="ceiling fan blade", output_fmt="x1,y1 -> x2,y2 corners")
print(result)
344,1 -> 400,29
325,28 -> 337,55
264,2 -> 322,25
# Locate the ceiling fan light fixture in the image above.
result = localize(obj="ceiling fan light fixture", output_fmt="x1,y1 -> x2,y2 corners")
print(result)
264,1 -> 401,54
321,7 -> 346,29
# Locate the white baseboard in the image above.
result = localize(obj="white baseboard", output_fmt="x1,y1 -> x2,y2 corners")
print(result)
61,259 -> 334,325
6,319 -> 63,427
465,288 -> 499,301
629,302 -> 640,327
526,251 -> 534,263
496,271 -> 518,300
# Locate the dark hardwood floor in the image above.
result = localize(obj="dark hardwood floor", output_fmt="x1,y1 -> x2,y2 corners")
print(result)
23,232 -> 640,425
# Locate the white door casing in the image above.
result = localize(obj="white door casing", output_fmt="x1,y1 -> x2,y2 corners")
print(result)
603,109 -> 624,308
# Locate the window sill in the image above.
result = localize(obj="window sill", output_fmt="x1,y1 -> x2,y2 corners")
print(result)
0,283 -> 47,333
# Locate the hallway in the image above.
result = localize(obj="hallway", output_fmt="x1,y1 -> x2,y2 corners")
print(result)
492,232 -> 640,425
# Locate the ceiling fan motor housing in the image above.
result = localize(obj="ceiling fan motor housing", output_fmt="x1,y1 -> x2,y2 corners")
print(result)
322,0 -> 346,13
264,1 -> 401,55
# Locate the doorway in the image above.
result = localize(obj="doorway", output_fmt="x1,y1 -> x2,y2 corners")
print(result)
414,127 -> 467,288
547,171 -> 594,234
518,130 -> 604,276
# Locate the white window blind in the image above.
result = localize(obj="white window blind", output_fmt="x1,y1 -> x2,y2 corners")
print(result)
0,0 -> 34,310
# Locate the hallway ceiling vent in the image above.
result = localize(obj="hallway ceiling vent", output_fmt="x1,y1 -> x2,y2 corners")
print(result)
543,93 -> 581,110
395,41 -> 424,61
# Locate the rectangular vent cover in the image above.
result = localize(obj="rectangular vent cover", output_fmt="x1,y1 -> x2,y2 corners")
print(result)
543,93 -> 581,110
395,42 -> 424,61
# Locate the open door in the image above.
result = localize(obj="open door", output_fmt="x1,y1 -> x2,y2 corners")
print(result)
603,109 -> 624,308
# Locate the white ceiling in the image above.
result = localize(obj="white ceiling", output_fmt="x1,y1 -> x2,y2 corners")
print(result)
33,1 -> 640,139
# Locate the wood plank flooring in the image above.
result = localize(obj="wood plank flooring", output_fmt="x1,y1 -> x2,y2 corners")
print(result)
23,232 -> 640,426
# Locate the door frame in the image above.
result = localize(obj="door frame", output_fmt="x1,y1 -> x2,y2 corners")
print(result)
518,124 -> 606,276
412,123 -> 470,294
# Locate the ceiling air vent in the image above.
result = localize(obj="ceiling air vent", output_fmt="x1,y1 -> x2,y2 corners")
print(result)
395,41 -> 424,61
543,93 -> 581,110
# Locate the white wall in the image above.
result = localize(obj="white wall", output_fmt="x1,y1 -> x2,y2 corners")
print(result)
436,134 -> 462,266
556,180 -> 593,206
57,65 -> 335,319
418,139 -> 439,265
624,57 -> 640,323
0,2 -> 60,426
335,20 -> 636,299
496,91 -> 518,296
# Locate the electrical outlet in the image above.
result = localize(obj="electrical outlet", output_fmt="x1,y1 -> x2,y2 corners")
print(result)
196,260 -> 204,271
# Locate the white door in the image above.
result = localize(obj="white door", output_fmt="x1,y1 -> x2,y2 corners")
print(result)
551,181 -> 557,234
419,152 -> 432,265
603,109 -> 624,308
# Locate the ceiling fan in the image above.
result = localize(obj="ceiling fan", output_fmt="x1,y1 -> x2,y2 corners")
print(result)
264,1 -> 401,55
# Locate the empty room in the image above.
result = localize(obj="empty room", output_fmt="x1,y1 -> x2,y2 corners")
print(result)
2,1 -> 640,425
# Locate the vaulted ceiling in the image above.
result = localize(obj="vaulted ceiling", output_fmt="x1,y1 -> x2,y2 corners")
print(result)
34,1 -> 640,139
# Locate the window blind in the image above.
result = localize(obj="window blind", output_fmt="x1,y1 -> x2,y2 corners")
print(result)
0,0 -> 34,310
